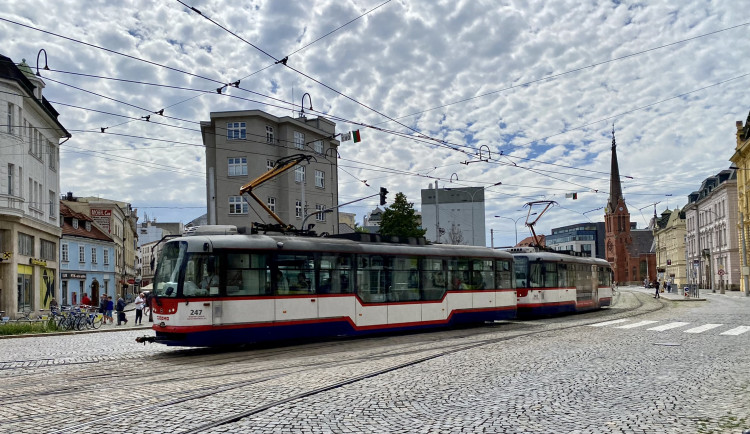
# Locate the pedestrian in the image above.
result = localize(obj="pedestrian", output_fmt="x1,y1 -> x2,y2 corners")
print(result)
81,293 -> 91,308
134,292 -> 145,325
654,280 -> 660,298
49,298 -> 59,312
146,292 -> 154,323
667,280 -> 672,293
106,296 -> 114,324
116,295 -> 127,325
98,295 -> 107,325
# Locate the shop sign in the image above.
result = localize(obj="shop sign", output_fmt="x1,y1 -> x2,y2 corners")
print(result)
29,258 -> 47,267
62,272 -> 87,279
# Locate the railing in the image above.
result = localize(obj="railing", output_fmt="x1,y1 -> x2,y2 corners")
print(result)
0,195 -> 25,215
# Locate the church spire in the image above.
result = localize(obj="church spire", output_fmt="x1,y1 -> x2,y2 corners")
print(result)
607,124 -> 624,214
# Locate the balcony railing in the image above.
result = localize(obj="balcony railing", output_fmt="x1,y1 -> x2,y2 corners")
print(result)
0,195 -> 25,217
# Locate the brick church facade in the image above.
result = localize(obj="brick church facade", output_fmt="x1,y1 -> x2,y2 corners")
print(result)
604,128 -> 656,285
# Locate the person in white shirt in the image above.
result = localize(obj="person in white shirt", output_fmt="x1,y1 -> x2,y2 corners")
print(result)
134,293 -> 145,325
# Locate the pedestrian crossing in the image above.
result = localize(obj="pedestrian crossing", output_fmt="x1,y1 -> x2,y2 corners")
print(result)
588,319 -> 750,336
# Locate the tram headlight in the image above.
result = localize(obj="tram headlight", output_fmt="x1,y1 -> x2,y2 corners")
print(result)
159,322 -> 166,327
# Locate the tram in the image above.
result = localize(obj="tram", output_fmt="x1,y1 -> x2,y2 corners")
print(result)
508,247 -> 613,316
148,227 -> 517,347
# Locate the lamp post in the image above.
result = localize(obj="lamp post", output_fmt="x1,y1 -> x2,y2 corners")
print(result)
444,182 -> 501,246
494,215 -> 526,246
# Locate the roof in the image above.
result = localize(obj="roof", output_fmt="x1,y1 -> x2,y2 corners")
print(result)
516,235 -> 545,247
60,202 -> 113,242
0,55 -> 71,138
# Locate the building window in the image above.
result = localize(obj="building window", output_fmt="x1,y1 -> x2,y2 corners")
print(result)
62,243 -> 69,262
295,166 -> 306,183
266,125 -> 274,143
227,122 -> 246,140
229,196 -> 248,214
41,239 -> 56,261
91,247 -> 97,264
294,131 -> 305,150
18,232 -> 33,256
315,170 -> 325,188
103,249 -> 109,265
49,191 -> 55,216
313,140 -> 323,154
295,200 -> 302,218
48,141 -> 56,170
266,160 -> 275,171
267,197 -> 276,213
17,271 -> 32,311
79,246 -> 85,263
72,218 -> 78,229
7,102 -> 13,134
316,204 -> 326,221
7,164 -> 13,195
228,157 -> 247,176
85,221 -> 91,232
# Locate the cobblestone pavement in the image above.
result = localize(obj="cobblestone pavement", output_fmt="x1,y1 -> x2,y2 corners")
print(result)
1,287 -> 748,433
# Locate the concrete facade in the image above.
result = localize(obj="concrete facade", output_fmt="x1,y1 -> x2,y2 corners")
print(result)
685,168 -> 740,291
0,56 -> 70,319
200,110 -> 340,235
421,186 -> 486,246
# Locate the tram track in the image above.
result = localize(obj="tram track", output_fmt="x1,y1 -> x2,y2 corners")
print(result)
44,289 -> 665,433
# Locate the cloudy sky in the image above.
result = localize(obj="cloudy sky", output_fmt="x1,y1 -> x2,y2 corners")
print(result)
2,0 -> 749,247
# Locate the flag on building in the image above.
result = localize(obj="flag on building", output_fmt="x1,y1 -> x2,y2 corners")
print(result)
353,130 -> 361,143
565,192 -> 578,199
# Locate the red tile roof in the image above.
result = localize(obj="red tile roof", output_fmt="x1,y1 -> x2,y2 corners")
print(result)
60,202 -> 113,242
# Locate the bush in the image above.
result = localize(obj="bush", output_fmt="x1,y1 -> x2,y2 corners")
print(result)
0,320 -> 57,336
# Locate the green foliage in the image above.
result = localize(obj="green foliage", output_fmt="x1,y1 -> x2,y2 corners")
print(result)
0,320 -> 54,335
379,192 -> 426,238
354,222 -> 369,233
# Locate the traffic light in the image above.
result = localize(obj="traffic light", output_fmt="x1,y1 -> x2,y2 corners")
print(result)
379,187 -> 388,205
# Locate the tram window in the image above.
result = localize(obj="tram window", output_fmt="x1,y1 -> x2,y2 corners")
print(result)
182,253 -> 220,297
357,254 -> 391,303
390,257 -> 420,301
226,253 -> 269,296
448,258 -> 470,290
543,262 -> 558,287
275,254 -> 315,295
558,263 -> 569,287
422,258 -> 446,300
319,254 -> 353,294
514,256 -> 529,288
473,259 -> 493,290
495,260 -> 513,289
529,263 -> 542,288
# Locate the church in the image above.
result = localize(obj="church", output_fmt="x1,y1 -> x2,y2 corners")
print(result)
604,127 -> 656,285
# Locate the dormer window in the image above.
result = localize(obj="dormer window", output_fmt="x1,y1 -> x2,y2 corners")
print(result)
85,221 -> 91,232
72,218 -> 78,229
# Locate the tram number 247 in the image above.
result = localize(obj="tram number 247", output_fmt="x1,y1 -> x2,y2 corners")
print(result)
189,309 -> 203,316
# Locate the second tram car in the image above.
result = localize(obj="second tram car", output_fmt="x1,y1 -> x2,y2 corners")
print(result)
508,247 -> 613,316
149,229 -> 517,347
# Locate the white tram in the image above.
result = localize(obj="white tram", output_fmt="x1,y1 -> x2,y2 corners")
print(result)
508,247 -> 613,316
149,228 -> 516,347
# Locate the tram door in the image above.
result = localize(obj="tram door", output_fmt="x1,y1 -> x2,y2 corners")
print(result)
591,265 -> 598,306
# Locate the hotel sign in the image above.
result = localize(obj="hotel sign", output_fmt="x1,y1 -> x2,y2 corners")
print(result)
62,273 -> 87,279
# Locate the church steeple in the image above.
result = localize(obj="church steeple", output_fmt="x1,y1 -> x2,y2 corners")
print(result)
607,124 -> 624,214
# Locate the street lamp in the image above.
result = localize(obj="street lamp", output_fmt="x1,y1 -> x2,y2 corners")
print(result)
444,182 -> 501,245
494,213 -> 536,246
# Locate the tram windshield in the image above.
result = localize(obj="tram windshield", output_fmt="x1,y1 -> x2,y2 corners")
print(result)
153,241 -> 220,298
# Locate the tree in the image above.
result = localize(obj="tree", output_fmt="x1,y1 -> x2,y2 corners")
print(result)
379,192 -> 426,238
354,222 -> 369,233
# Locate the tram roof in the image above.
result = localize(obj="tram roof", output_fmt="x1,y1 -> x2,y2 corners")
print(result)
171,233 -> 513,259
510,249 -> 611,266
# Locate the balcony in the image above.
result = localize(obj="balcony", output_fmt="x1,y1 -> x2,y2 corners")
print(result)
0,195 -> 25,218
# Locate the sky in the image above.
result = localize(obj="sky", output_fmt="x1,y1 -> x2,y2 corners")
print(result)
2,0 -> 750,248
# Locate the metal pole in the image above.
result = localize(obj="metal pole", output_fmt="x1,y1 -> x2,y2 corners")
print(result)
434,181 -> 440,243
490,229 -> 494,249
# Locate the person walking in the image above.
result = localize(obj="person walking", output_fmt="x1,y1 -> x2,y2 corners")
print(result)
116,295 -> 127,326
134,292 -> 145,325
98,295 -> 107,326
653,280 -> 660,298
106,296 -> 114,324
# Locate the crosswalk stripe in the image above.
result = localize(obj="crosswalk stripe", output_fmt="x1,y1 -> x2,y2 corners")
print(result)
648,322 -> 690,331
617,320 -> 658,329
720,326 -> 750,336
589,319 -> 630,327
684,323 -> 723,334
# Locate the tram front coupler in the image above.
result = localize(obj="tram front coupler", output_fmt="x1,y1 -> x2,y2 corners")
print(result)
135,335 -> 157,345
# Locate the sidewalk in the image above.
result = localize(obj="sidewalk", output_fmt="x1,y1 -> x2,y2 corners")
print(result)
623,284 -> 748,301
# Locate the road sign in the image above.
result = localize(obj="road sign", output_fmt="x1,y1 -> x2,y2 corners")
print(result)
718,269 -> 725,276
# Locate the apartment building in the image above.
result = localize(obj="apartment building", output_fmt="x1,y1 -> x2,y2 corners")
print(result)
0,56 -> 70,318
200,110 -> 340,234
